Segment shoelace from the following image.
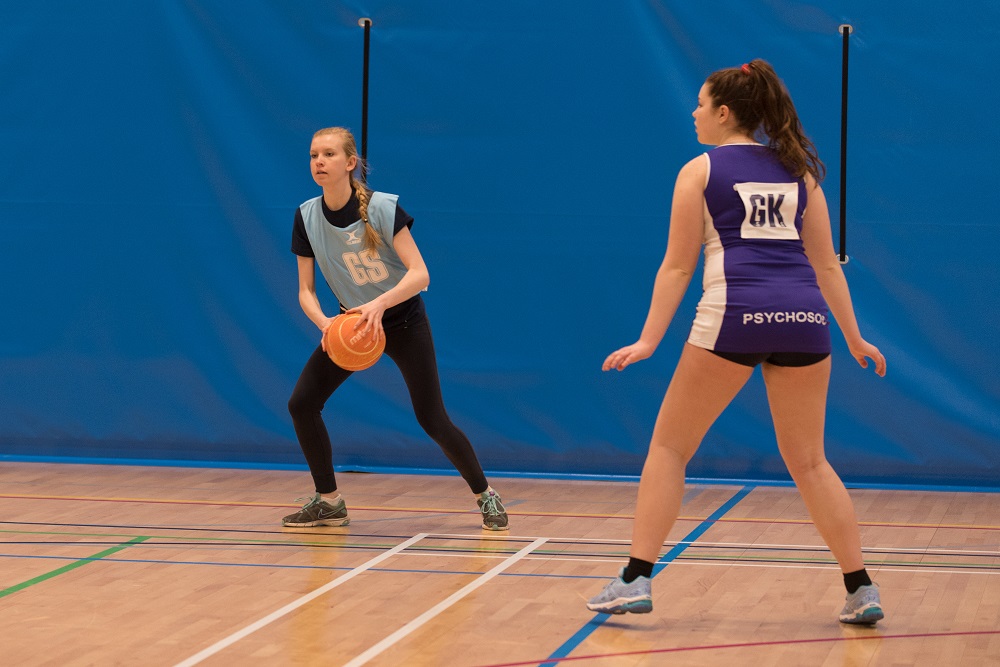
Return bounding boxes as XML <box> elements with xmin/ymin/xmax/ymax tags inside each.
<box><xmin>480</xmin><ymin>494</ymin><xmax>503</xmax><ymax>516</ymax></box>
<box><xmin>294</xmin><ymin>494</ymin><xmax>322</xmax><ymax>508</ymax></box>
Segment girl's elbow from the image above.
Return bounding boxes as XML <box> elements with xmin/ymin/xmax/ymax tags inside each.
<box><xmin>661</xmin><ymin>265</ymin><xmax>695</xmax><ymax>281</ymax></box>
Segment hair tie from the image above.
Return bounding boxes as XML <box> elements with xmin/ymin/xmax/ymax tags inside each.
<box><xmin>741</xmin><ymin>63</ymin><xmax>751</xmax><ymax>74</ymax></box>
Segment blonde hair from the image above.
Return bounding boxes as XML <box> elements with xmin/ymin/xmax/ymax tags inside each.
<box><xmin>313</xmin><ymin>127</ymin><xmax>384</xmax><ymax>251</ymax></box>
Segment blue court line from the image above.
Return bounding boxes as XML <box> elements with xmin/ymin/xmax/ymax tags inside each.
<box><xmin>0</xmin><ymin>454</ymin><xmax>311</xmax><ymax>471</ymax></box>
<box><xmin>540</xmin><ymin>485</ymin><xmax>755</xmax><ymax>667</ymax></box>
<box><xmin>0</xmin><ymin>553</ymin><xmax>631</xmax><ymax>578</ymax></box>
<box><xmin>0</xmin><ymin>536</ymin><xmax>150</xmax><ymax>599</ymax></box>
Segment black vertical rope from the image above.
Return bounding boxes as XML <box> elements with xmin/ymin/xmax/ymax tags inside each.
<box><xmin>838</xmin><ymin>24</ymin><xmax>852</xmax><ymax>264</ymax></box>
<box><xmin>359</xmin><ymin>18</ymin><xmax>372</xmax><ymax>163</ymax></box>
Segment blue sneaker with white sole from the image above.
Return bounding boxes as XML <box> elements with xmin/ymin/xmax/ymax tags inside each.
<box><xmin>586</xmin><ymin>568</ymin><xmax>653</xmax><ymax>614</ymax></box>
<box><xmin>839</xmin><ymin>584</ymin><xmax>884</xmax><ymax>624</ymax></box>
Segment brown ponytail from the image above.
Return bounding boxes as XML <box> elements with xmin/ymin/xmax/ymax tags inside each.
<box><xmin>312</xmin><ymin>127</ymin><xmax>385</xmax><ymax>251</ymax></box>
<box><xmin>705</xmin><ymin>59</ymin><xmax>825</xmax><ymax>181</ymax></box>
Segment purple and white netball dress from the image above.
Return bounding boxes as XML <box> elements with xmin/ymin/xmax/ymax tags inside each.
<box><xmin>687</xmin><ymin>144</ymin><xmax>831</xmax><ymax>354</ymax></box>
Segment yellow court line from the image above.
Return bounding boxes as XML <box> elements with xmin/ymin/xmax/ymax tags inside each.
<box><xmin>0</xmin><ymin>492</ymin><xmax>640</xmax><ymax>517</ymax></box>
<box><xmin>1</xmin><ymin>493</ymin><xmax>999</xmax><ymax>531</ymax></box>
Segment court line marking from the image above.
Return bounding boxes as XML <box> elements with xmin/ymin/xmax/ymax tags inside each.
<box><xmin>6</xmin><ymin>540</ymin><xmax>1000</xmax><ymax>561</ymax></box>
<box><xmin>4</xmin><ymin>524</ymin><xmax>998</xmax><ymax>573</ymax></box>
<box><xmin>542</xmin><ymin>485</ymin><xmax>755</xmax><ymax>667</ymax></box>
<box><xmin>342</xmin><ymin>537</ymin><xmax>548</xmax><ymax>667</ymax></box>
<box><xmin>0</xmin><ymin>536</ymin><xmax>150</xmax><ymax>599</ymax></box>
<box><xmin>4</xmin><ymin>549</ymin><xmax>1000</xmax><ymax>577</ymax></box>
<box><xmin>473</xmin><ymin>629</ymin><xmax>1000</xmax><ymax>667</ymax></box>
<box><xmin>4</xmin><ymin>493</ymin><xmax>999</xmax><ymax>530</ymax></box>
<box><xmin>4</xmin><ymin>521</ymin><xmax>1000</xmax><ymax>557</ymax></box>
<box><xmin>171</xmin><ymin>532</ymin><xmax>428</xmax><ymax>667</ymax></box>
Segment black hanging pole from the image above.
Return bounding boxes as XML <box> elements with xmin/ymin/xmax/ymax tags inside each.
<box><xmin>838</xmin><ymin>24</ymin><xmax>852</xmax><ymax>264</ymax></box>
<box><xmin>359</xmin><ymin>18</ymin><xmax>373</xmax><ymax>163</ymax></box>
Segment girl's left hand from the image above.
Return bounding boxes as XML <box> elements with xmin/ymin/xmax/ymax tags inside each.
<box><xmin>848</xmin><ymin>338</ymin><xmax>887</xmax><ymax>377</ymax></box>
<box><xmin>346</xmin><ymin>301</ymin><xmax>387</xmax><ymax>343</ymax></box>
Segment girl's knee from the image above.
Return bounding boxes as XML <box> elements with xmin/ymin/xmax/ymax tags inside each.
<box><xmin>418</xmin><ymin>420</ymin><xmax>452</xmax><ymax>443</ymax></box>
<box><xmin>288</xmin><ymin>393</ymin><xmax>321</xmax><ymax>419</ymax></box>
<box><xmin>784</xmin><ymin>456</ymin><xmax>828</xmax><ymax>480</ymax></box>
<box><xmin>648</xmin><ymin>439</ymin><xmax>698</xmax><ymax>466</ymax></box>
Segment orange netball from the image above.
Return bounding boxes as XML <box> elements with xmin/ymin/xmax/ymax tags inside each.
<box><xmin>323</xmin><ymin>312</ymin><xmax>385</xmax><ymax>371</ymax></box>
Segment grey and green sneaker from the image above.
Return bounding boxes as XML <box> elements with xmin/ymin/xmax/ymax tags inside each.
<box><xmin>477</xmin><ymin>489</ymin><xmax>509</xmax><ymax>531</ymax></box>
<box><xmin>282</xmin><ymin>493</ymin><xmax>350</xmax><ymax>527</ymax></box>
<box><xmin>839</xmin><ymin>583</ymin><xmax>883</xmax><ymax>624</ymax></box>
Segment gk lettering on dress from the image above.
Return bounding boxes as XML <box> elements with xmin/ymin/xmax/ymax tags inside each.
<box><xmin>735</xmin><ymin>182</ymin><xmax>800</xmax><ymax>240</ymax></box>
<box><xmin>748</xmin><ymin>193</ymin><xmax>786</xmax><ymax>227</ymax></box>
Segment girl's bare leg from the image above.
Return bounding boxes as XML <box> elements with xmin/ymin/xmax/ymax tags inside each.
<box><xmin>762</xmin><ymin>358</ymin><xmax>865</xmax><ymax>572</ymax></box>
<box><xmin>630</xmin><ymin>344</ymin><xmax>754</xmax><ymax>561</ymax></box>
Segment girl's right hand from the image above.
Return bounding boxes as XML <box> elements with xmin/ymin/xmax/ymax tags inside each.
<box><xmin>319</xmin><ymin>317</ymin><xmax>334</xmax><ymax>354</ymax></box>
<box><xmin>603</xmin><ymin>340</ymin><xmax>656</xmax><ymax>371</ymax></box>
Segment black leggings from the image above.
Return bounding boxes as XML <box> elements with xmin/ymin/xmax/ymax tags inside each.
<box><xmin>287</xmin><ymin>311</ymin><xmax>489</xmax><ymax>495</ymax></box>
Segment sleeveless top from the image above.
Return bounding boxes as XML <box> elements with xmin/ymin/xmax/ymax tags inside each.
<box><xmin>299</xmin><ymin>191</ymin><xmax>409</xmax><ymax>310</ymax></box>
<box><xmin>687</xmin><ymin>144</ymin><xmax>831</xmax><ymax>354</ymax></box>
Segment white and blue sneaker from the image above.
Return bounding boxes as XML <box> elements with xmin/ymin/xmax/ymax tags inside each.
<box><xmin>839</xmin><ymin>584</ymin><xmax>884</xmax><ymax>624</ymax></box>
<box><xmin>586</xmin><ymin>568</ymin><xmax>653</xmax><ymax>614</ymax></box>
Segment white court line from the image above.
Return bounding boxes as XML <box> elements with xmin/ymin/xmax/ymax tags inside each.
<box><xmin>343</xmin><ymin>537</ymin><xmax>548</xmax><ymax>667</ymax></box>
<box><xmin>172</xmin><ymin>533</ymin><xmax>428</xmax><ymax>667</ymax></box>
<box><xmin>385</xmin><ymin>551</ymin><xmax>1000</xmax><ymax>577</ymax></box>
<box><xmin>537</xmin><ymin>537</ymin><xmax>1000</xmax><ymax>557</ymax></box>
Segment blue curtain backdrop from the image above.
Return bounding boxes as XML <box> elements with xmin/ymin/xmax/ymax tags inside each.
<box><xmin>1</xmin><ymin>1</ymin><xmax>997</xmax><ymax>486</ymax></box>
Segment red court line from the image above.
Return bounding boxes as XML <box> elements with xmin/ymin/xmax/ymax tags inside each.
<box><xmin>1</xmin><ymin>494</ymin><xmax>999</xmax><ymax>530</ymax></box>
<box><xmin>473</xmin><ymin>629</ymin><xmax>1000</xmax><ymax>667</ymax></box>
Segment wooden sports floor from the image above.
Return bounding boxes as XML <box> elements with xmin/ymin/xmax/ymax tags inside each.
<box><xmin>1</xmin><ymin>462</ymin><xmax>998</xmax><ymax>666</ymax></box>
